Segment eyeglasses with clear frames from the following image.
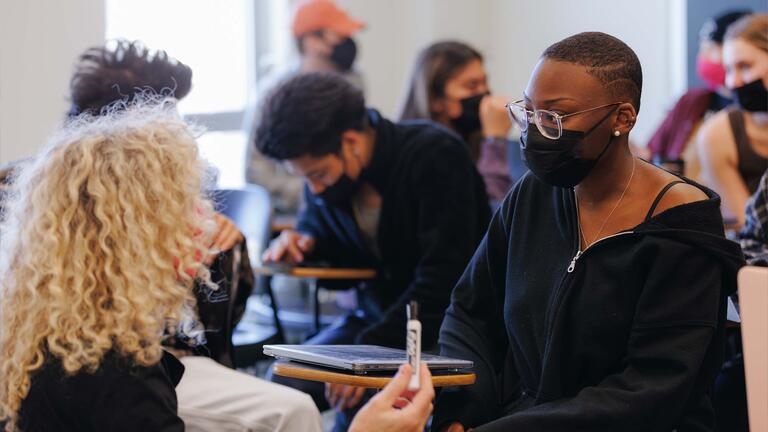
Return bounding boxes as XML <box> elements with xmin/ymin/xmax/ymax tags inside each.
<box><xmin>505</xmin><ymin>100</ymin><xmax>623</xmax><ymax>140</ymax></box>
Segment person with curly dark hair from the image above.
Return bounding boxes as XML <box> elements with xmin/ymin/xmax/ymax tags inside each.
<box><xmin>256</xmin><ymin>72</ymin><xmax>490</xmax><ymax>431</ymax></box>
<box><xmin>68</xmin><ymin>39</ymin><xmax>192</xmax><ymax>117</ymax></box>
<box><xmin>65</xmin><ymin>39</ymin><xmax>322</xmax><ymax>432</ymax></box>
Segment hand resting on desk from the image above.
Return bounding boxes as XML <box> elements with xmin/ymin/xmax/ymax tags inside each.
<box><xmin>262</xmin><ymin>229</ymin><xmax>316</xmax><ymax>263</ymax></box>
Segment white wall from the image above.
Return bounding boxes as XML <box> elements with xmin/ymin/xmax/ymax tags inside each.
<box><xmin>341</xmin><ymin>0</ymin><xmax>687</xmax><ymax>146</ymax></box>
<box><xmin>0</xmin><ymin>0</ymin><xmax>685</xmax><ymax>164</ymax></box>
<box><xmin>0</xmin><ymin>0</ymin><xmax>105</xmax><ymax>163</ymax></box>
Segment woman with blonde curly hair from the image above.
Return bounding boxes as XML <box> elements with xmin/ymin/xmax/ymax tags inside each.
<box><xmin>0</xmin><ymin>102</ymin><xmax>215</xmax><ymax>431</ymax></box>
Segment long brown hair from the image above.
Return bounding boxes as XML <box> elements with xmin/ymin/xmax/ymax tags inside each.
<box><xmin>397</xmin><ymin>41</ymin><xmax>483</xmax><ymax>121</ymax></box>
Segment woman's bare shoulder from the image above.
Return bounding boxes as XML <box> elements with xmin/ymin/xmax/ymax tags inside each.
<box><xmin>643</xmin><ymin>162</ymin><xmax>709</xmax><ymax>216</ymax></box>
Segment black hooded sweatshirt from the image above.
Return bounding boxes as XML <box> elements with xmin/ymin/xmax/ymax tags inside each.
<box><xmin>434</xmin><ymin>171</ymin><xmax>744</xmax><ymax>432</ymax></box>
<box><xmin>297</xmin><ymin>109</ymin><xmax>491</xmax><ymax>349</ymax></box>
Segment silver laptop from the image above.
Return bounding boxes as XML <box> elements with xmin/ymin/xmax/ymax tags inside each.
<box><xmin>263</xmin><ymin>344</ymin><xmax>473</xmax><ymax>372</ymax></box>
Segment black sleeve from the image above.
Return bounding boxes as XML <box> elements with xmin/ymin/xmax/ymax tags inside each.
<box><xmin>472</xmin><ymin>246</ymin><xmax>724</xmax><ymax>432</ymax></box>
<box><xmin>296</xmin><ymin>185</ymin><xmax>347</xmax><ymax>260</ymax></box>
<box><xmin>356</xmin><ymin>140</ymin><xmax>490</xmax><ymax>348</ymax></box>
<box><xmin>432</xmin><ymin>190</ymin><xmax>514</xmax><ymax>429</ymax></box>
<box><xmin>94</xmin><ymin>361</ymin><xmax>186</xmax><ymax>432</ymax></box>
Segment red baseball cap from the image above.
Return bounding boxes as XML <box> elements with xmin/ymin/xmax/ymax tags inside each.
<box><xmin>292</xmin><ymin>0</ymin><xmax>365</xmax><ymax>38</ymax></box>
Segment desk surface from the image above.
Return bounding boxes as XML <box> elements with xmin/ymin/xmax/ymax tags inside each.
<box><xmin>272</xmin><ymin>361</ymin><xmax>476</xmax><ymax>389</ymax></box>
<box><xmin>271</xmin><ymin>215</ymin><xmax>297</xmax><ymax>232</ymax></box>
<box><xmin>253</xmin><ymin>265</ymin><xmax>376</xmax><ymax>280</ymax></box>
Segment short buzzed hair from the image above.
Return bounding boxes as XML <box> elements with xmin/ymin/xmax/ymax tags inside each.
<box><xmin>542</xmin><ymin>32</ymin><xmax>643</xmax><ymax>112</ymax></box>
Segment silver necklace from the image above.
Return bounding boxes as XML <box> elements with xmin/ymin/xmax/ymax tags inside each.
<box><xmin>578</xmin><ymin>157</ymin><xmax>636</xmax><ymax>248</ymax></box>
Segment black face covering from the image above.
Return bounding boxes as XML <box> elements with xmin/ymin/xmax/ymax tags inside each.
<box><xmin>330</xmin><ymin>38</ymin><xmax>357</xmax><ymax>72</ymax></box>
<box><xmin>450</xmin><ymin>93</ymin><xmax>486</xmax><ymax>138</ymax></box>
<box><xmin>733</xmin><ymin>78</ymin><xmax>768</xmax><ymax>112</ymax></box>
<box><xmin>521</xmin><ymin>109</ymin><xmax>616</xmax><ymax>188</ymax></box>
<box><xmin>312</xmin><ymin>155</ymin><xmax>361</xmax><ymax>206</ymax></box>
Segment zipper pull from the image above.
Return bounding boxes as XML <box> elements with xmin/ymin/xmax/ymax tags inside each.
<box><xmin>567</xmin><ymin>250</ymin><xmax>582</xmax><ymax>273</ymax></box>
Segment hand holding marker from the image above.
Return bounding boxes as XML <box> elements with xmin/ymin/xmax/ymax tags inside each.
<box><xmin>406</xmin><ymin>300</ymin><xmax>421</xmax><ymax>391</ymax></box>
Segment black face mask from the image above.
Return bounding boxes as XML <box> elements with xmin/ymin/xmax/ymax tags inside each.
<box><xmin>450</xmin><ymin>93</ymin><xmax>486</xmax><ymax>138</ymax></box>
<box><xmin>521</xmin><ymin>109</ymin><xmax>616</xmax><ymax>188</ymax></box>
<box><xmin>312</xmin><ymin>155</ymin><xmax>361</xmax><ymax>206</ymax></box>
<box><xmin>330</xmin><ymin>38</ymin><xmax>357</xmax><ymax>72</ymax></box>
<box><xmin>733</xmin><ymin>78</ymin><xmax>768</xmax><ymax>112</ymax></box>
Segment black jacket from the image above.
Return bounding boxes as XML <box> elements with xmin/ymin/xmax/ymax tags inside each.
<box><xmin>434</xmin><ymin>172</ymin><xmax>744</xmax><ymax>431</ymax></box>
<box><xmin>297</xmin><ymin>109</ymin><xmax>491</xmax><ymax>348</ymax></box>
<box><xmin>17</xmin><ymin>351</ymin><xmax>185</xmax><ymax>431</ymax></box>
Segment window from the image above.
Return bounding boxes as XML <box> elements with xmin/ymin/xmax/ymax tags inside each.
<box><xmin>106</xmin><ymin>0</ymin><xmax>292</xmax><ymax>187</ymax></box>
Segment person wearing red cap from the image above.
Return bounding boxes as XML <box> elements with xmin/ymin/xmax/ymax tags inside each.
<box><xmin>244</xmin><ymin>0</ymin><xmax>366</xmax><ymax>216</ymax></box>
<box><xmin>293</xmin><ymin>0</ymin><xmax>365</xmax><ymax>77</ymax></box>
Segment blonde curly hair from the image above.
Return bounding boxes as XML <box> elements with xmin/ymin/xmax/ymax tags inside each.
<box><xmin>0</xmin><ymin>101</ymin><xmax>215</xmax><ymax>430</ymax></box>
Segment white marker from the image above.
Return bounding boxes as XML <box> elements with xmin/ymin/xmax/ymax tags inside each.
<box><xmin>406</xmin><ymin>300</ymin><xmax>421</xmax><ymax>391</ymax></box>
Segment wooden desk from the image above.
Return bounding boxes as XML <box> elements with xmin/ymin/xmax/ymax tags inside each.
<box><xmin>253</xmin><ymin>265</ymin><xmax>376</xmax><ymax>331</ymax></box>
<box><xmin>272</xmin><ymin>360</ymin><xmax>476</xmax><ymax>389</ymax></box>
<box><xmin>254</xmin><ymin>265</ymin><xmax>376</xmax><ymax>280</ymax></box>
<box><xmin>271</xmin><ymin>215</ymin><xmax>297</xmax><ymax>233</ymax></box>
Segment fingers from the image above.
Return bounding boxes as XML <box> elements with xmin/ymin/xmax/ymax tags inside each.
<box><xmin>325</xmin><ymin>383</ymin><xmax>340</xmax><ymax>408</ymax></box>
<box><xmin>335</xmin><ymin>385</ymin><xmax>354</xmax><ymax>410</ymax></box>
<box><xmin>327</xmin><ymin>384</ymin><xmax>366</xmax><ymax>411</ymax></box>
<box><xmin>346</xmin><ymin>386</ymin><xmax>366</xmax><ymax>409</ymax></box>
<box><xmin>377</xmin><ymin>363</ymin><xmax>412</xmax><ymax>404</ymax></box>
<box><xmin>297</xmin><ymin>234</ymin><xmax>314</xmax><ymax>252</ymax></box>
<box><xmin>210</xmin><ymin>213</ymin><xmax>243</xmax><ymax>253</ymax></box>
<box><xmin>392</xmin><ymin>396</ymin><xmax>412</xmax><ymax>409</ymax></box>
<box><xmin>485</xmin><ymin>94</ymin><xmax>509</xmax><ymax>106</ymax></box>
<box><xmin>262</xmin><ymin>231</ymin><xmax>305</xmax><ymax>263</ymax></box>
<box><xmin>445</xmin><ymin>423</ymin><xmax>465</xmax><ymax>432</ymax></box>
<box><xmin>403</xmin><ymin>363</ymin><xmax>435</xmax><ymax>416</ymax></box>
<box><xmin>217</xmin><ymin>224</ymin><xmax>242</xmax><ymax>252</ymax></box>
<box><xmin>284</xmin><ymin>239</ymin><xmax>305</xmax><ymax>262</ymax></box>
<box><xmin>261</xmin><ymin>242</ymin><xmax>284</xmax><ymax>262</ymax></box>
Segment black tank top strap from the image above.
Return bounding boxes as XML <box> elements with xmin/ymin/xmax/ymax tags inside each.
<box><xmin>727</xmin><ymin>108</ymin><xmax>749</xmax><ymax>152</ymax></box>
<box><xmin>727</xmin><ymin>108</ymin><xmax>768</xmax><ymax>192</ymax></box>
<box><xmin>644</xmin><ymin>181</ymin><xmax>687</xmax><ymax>221</ymax></box>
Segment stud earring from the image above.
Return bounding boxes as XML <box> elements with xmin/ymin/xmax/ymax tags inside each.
<box><xmin>613</xmin><ymin>130</ymin><xmax>621</xmax><ymax>137</ymax></box>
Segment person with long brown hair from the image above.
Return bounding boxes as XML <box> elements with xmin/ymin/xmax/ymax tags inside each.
<box><xmin>398</xmin><ymin>41</ymin><xmax>519</xmax><ymax>203</ymax></box>
<box><xmin>697</xmin><ymin>14</ymin><xmax>768</xmax><ymax>228</ymax></box>
<box><xmin>695</xmin><ymin>14</ymin><xmax>768</xmax><ymax>431</ymax></box>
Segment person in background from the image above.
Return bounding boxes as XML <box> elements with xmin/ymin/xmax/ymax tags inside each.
<box><xmin>740</xmin><ymin>169</ymin><xmax>768</xmax><ymax>266</ymax></box>
<box><xmin>256</xmin><ymin>72</ymin><xmax>490</xmax><ymax>431</ymax></box>
<box><xmin>398</xmin><ymin>41</ymin><xmax>519</xmax><ymax>204</ymax></box>
<box><xmin>646</xmin><ymin>9</ymin><xmax>751</xmax><ymax>178</ymax></box>
<box><xmin>68</xmin><ymin>40</ymin><xmax>322</xmax><ymax>432</ymax></box>
<box><xmin>723</xmin><ymin>162</ymin><xmax>768</xmax><ymax>432</ymax></box>
<box><xmin>244</xmin><ymin>0</ymin><xmax>365</xmax><ymax>214</ymax></box>
<box><xmin>433</xmin><ymin>31</ymin><xmax>743</xmax><ymax>431</ymax></box>
<box><xmin>0</xmin><ymin>103</ymin><xmax>214</xmax><ymax>431</ymax></box>
<box><xmin>696</xmin><ymin>13</ymin><xmax>768</xmax><ymax>228</ymax></box>
<box><xmin>697</xmin><ymin>17</ymin><xmax>768</xmax><ymax>431</ymax></box>
<box><xmin>292</xmin><ymin>0</ymin><xmax>365</xmax><ymax>85</ymax></box>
